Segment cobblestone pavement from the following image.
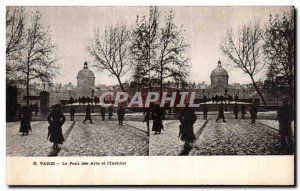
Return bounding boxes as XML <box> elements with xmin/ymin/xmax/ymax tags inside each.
<box><xmin>6</xmin><ymin>121</ymin><xmax>73</xmax><ymax>156</ymax></box>
<box><xmin>59</xmin><ymin>120</ymin><xmax>148</xmax><ymax>156</ymax></box>
<box><xmin>149</xmin><ymin>120</ymin><xmax>206</xmax><ymax>156</ymax></box>
<box><xmin>189</xmin><ymin>119</ymin><xmax>292</xmax><ymax>156</ymax></box>
<box><xmin>124</xmin><ymin>121</ymin><xmax>148</xmax><ymax>132</ymax></box>
<box><xmin>257</xmin><ymin>119</ymin><xmax>295</xmax><ymax>136</ymax></box>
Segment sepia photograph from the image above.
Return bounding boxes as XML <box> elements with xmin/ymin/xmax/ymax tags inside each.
<box><xmin>5</xmin><ymin>5</ymin><xmax>295</xmax><ymax>185</ymax></box>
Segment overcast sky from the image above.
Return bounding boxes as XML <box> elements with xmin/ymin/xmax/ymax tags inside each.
<box><xmin>25</xmin><ymin>6</ymin><xmax>292</xmax><ymax>86</ymax></box>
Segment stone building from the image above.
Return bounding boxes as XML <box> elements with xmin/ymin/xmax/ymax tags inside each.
<box><xmin>202</xmin><ymin>60</ymin><xmax>240</xmax><ymax>96</ymax></box>
<box><xmin>76</xmin><ymin>61</ymin><xmax>95</xmax><ymax>97</ymax></box>
<box><xmin>16</xmin><ymin>61</ymin><xmax>99</xmax><ymax>107</ymax></box>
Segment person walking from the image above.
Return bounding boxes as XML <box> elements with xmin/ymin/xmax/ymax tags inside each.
<box><xmin>83</xmin><ymin>104</ymin><xmax>93</xmax><ymax>124</ymax></box>
<box><xmin>250</xmin><ymin>103</ymin><xmax>258</xmax><ymax>124</ymax></box>
<box><xmin>117</xmin><ymin>106</ymin><xmax>125</xmax><ymax>125</ymax></box>
<box><xmin>216</xmin><ymin>103</ymin><xmax>226</xmax><ymax>122</ymax></box>
<box><xmin>277</xmin><ymin>98</ymin><xmax>293</xmax><ymax>151</ymax></box>
<box><xmin>235</xmin><ymin>94</ymin><xmax>239</xmax><ymax>103</ymax></box>
<box><xmin>47</xmin><ymin>104</ymin><xmax>66</xmax><ymax>150</ymax></box>
<box><xmin>108</xmin><ymin>106</ymin><xmax>113</xmax><ymax>120</ymax></box>
<box><xmin>19</xmin><ymin>106</ymin><xmax>32</xmax><ymax>136</ymax></box>
<box><xmin>241</xmin><ymin>105</ymin><xmax>246</xmax><ymax>119</ymax></box>
<box><xmin>100</xmin><ymin>106</ymin><xmax>106</xmax><ymax>121</ymax></box>
<box><xmin>233</xmin><ymin>103</ymin><xmax>239</xmax><ymax>119</ymax></box>
<box><xmin>143</xmin><ymin>107</ymin><xmax>151</xmax><ymax>136</ymax></box>
<box><xmin>202</xmin><ymin>104</ymin><xmax>208</xmax><ymax>120</ymax></box>
<box><xmin>220</xmin><ymin>95</ymin><xmax>224</xmax><ymax>104</ymax></box>
<box><xmin>152</xmin><ymin>104</ymin><xmax>164</xmax><ymax>134</ymax></box>
<box><xmin>179</xmin><ymin>105</ymin><xmax>197</xmax><ymax>149</ymax></box>
<box><xmin>70</xmin><ymin>106</ymin><xmax>75</xmax><ymax>121</ymax></box>
<box><xmin>215</xmin><ymin>95</ymin><xmax>220</xmax><ymax>103</ymax></box>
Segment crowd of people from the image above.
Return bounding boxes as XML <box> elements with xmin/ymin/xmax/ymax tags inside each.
<box><xmin>17</xmin><ymin>97</ymin><xmax>294</xmax><ymax>152</ymax></box>
<box><xmin>202</xmin><ymin>94</ymin><xmax>239</xmax><ymax>104</ymax></box>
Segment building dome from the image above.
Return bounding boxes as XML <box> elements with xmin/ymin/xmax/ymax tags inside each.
<box><xmin>211</xmin><ymin>60</ymin><xmax>229</xmax><ymax>77</ymax></box>
<box><xmin>77</xmin><ymin>61</ymin><xmax>95</xmax><ymax>79</ymax></box>
<box><xmin>76</xmin><ymin>61</ymin><xmax>95</xmax><ymax>96</ymax></box>
<box><xmin>210</xmin><ymin>60</ymin><xmax>229</xmax><ymax>87</ymax></box>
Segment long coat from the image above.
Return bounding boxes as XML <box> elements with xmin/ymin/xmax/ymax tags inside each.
<box><xmin>108</xmin><ymin>107</ymin><xmax>113</xmax><ymax>116</ymax></box>
<box><xmin>241</xmin><ymin>105</ymin><xmax>246</xmax><ymax>114</ymax></box>
<box><xmin>85</xmin><ymin>106</ymin><xmax>92</xmax><ymax>119</ymax></box>
<box><xmin>233</xmin><ymin>104</ymin><xmax>240</xmax><ymax>114</ymax></box>
<box><xmin>152</xmin><ymin>110</ymin><xmax>163</xmax><ymax>132</ymax></box>
<box><xmin>179</xmin><ymin>108</ymin><xmax>197</xmax><ymax>142</ymax></box>
<box><xmin>277</xmin><ymin>105</ymin><xmax>292</xmax><ymax>135</ymax></box>
<box><xmin>250</xmin><ymin>105</ymin><xmax>258</xmax><ymax>119</ymax></box>
<box><xmin>117</xmin><ymin>108</ymin><xmax>125</xmax><ymax>121</ymax></box>
<box><xmin>19</xmin><ymin>109</ymin><xmax>32</xmax><ymax>134</ymax></box>
<box><xmin>47</xmin><ymin>110</ymin><xmax>66</xmax><ymax>144</ymax></box>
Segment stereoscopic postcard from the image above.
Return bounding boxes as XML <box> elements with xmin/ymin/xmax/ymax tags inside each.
<box><xmin>6</xmin><ymin>6</ymin><xmax>295</xmax><ymax>185</ymax></box>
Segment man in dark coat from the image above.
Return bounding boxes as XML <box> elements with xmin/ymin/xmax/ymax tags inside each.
<box><xmin>19</xmin><ymin>106</ymin><xmax>32</xmax><ymax>136</ymax></box>
<box><xmin>228</xmin><ymin>95</ymin><xmax>232</xmax><ymax>104</ymax></box>
<box><xmin>216</xmin><ymin>103</ymin><xmax>226</xmax><ymax>122</ymax></box>
<box><xmin>47</xmin><ymin>104</ymin><xmax>66</xmax><ymax>149</ymax></box>
<box><xmin>202</xmin><ymin>105</ymin><xmax>208</xmax><ymax>120</ymax></box>
<box><xmin>215</xmin><ymin>95</ymin><xmax>219</xmax><ymax>103</ymax></box>
<box><xmin>117</xmin><ymin>106</ymin><xmax>125</xmax><ymax>125</ymax></box>
<box><xmin>203</xmin><ymin>95</ymin><xmax>207</xmax><ymax>103</ymax></box>
<box><xmin>152</xmin><ymin>104</ymin><xmax>163</xmax><ymax>134</ymax></box>
<box><xmin>70</xmin><ymin>107</ymin><xmax>75</xmax><ymax>121</ymax></box>
<box><xmin>250</xmin><ymin>103</ymin><xmax>258</xmax><ymax>124</ymax></box>
<box><xmin>277</xmin><ymin>98</ymin><xmax>293</xmax><ymax>151</ymax></box>
<box><xmin>241</xmin><ymin>105</ymin><xmax>246</xmax><ymax>119</ymax></box>
<box><xmin>220</xmin><ymin>95</ymin><xmax>224</xmax><ymax>104</ymax></box>
<box><xmin>100</xmin><ymin>106</ymin><xmax>106</xmax><ymax>121</ymax></box>
<box><xmin>108</xmin><ymin>106</ymin><xmax>113</xmax><ymax>120</ymax></box>
<box><xmin>233</xmin><ymin>103</ymin><xmax>239</xmax><ymax>119</ymax></box>
<box><xmin>235</xmin><ymin>94</ymin><xmax>239</xmax><ymax>103</ymax></box>
<box><xmin>179</xmin><ymin>106</ymin><xmax>197</xmax><ymax>149</ymax></box>
<box><xmin>83</xmin><ymin>104</ymin><xmax>93</xmax><ymax>124</ymax></box>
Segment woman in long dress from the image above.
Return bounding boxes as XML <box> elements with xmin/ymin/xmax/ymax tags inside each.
<box><xmin>179</xmin><ymin>106</ymin><xmax>197</xmax><ymax>148</ymax></box>
<box><xmin>152</xmin><ymin>105</ymin><xmax>164</xmax><ymax>134</ymax></box>
<box><xmin>19</xmin><ymin>106</ymin><xmax>31</xmax><ymax>136</ymax></box>
<box><xmin>47</xmin><ymin>104</ymin><xmax>66</xmax><ymax>149</ymax></box>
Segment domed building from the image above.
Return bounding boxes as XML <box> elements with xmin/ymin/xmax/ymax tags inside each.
<box><xmin>76</xmin><ymin>61</ymin><xmax>95</xmax><ymax>97</ymax></box>
<box><xmin>203</xmin><ymin>60</ymin><xmax>240</xmax><ymax>96</ymax></box>
<box><xmin>210</xmin><ymin>60</ymin><xmax>229</xmax><ymax>87</ymax></box>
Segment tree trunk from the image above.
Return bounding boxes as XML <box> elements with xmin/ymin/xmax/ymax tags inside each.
<box><xmin>116</xmin><ymin>75</ymin><xmax>126</xmax><ymax>92</ymax></box>
<box><xmin>250</xmin><ymin>75</ymin><xmax>267</xmax><ymax>105</ymax></box>
<box><xmin>26</xmin><ymin>65</ymin><xmax>30</xmax><ymax>107</ymax></box>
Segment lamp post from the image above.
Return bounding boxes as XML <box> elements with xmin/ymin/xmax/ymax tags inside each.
<box><xmin>91</xmin><ymin>89</ymin><xmax>94</xmax><ymax>113</ymax></box>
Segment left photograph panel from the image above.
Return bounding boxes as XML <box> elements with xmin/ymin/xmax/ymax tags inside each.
<box><xmin>6</xmin><ymin>6</ymin><xmax>149</xmax><ymax>157</ymax></box>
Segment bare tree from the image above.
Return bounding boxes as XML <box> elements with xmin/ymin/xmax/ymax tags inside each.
<box><xmin>6</xmin><ymin>7</ymin><xmax>26</xmax><ymax>85</ymax></box>
<box><xmin>89</xmin><ymin>23</ymin><xmax>131</xmax><ymax>92</ymax></box>
<box><xmin>264</xmin><ymin>10</ymin><xmax>294</xmax><ymax>108</ymax></box>
<box><xmin>155</xmin><ymin>11</ymin><xmax>189</xmax><ymax>92</ymax></box>
<box><xmin>130</xmin><ymin>6</ymin><xmax>160</xmax><ymax>90</ymax></box>
<box><xmin>221</xmin><ymin>22</ymin><xmax>267</xmax><ymax>105</ymax></box>
<box><xmin>20</xmin><ymin>11</ymin><xmax>59</xmax><ymax>106</ymax></box>
<box><xmin>131</xmin><ymin>7</ymin><xmax>189</xmax><ymax>92</ymax></box>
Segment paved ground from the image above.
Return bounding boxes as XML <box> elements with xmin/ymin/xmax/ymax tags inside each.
<box><xmin>6</xmin><ymin>121</ymin><xmax>73</xmax><ymax>156</ymax></box>
<box><xmin>189</xmin><ymin>119</ymin><xmax>293</xmax><ymax>155</ymax></box>
<box><xmin>59</xmin><ymin>120</ymin><xmax>148</xmax><ymax>156</ymax></box>
<box><xmin>257</xmin><ymin>119</ymin><xmax>295</xmax><ymax>136</ymax></box>
<box><xmin>7</xmin><ymin>112</ymin><xmax>293</xmax><ymax>156</ymax></box>
<box><xmin>149</xmin><ymin>120</ymin><xmax>206</xmax><ymax>156</ymax></box>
